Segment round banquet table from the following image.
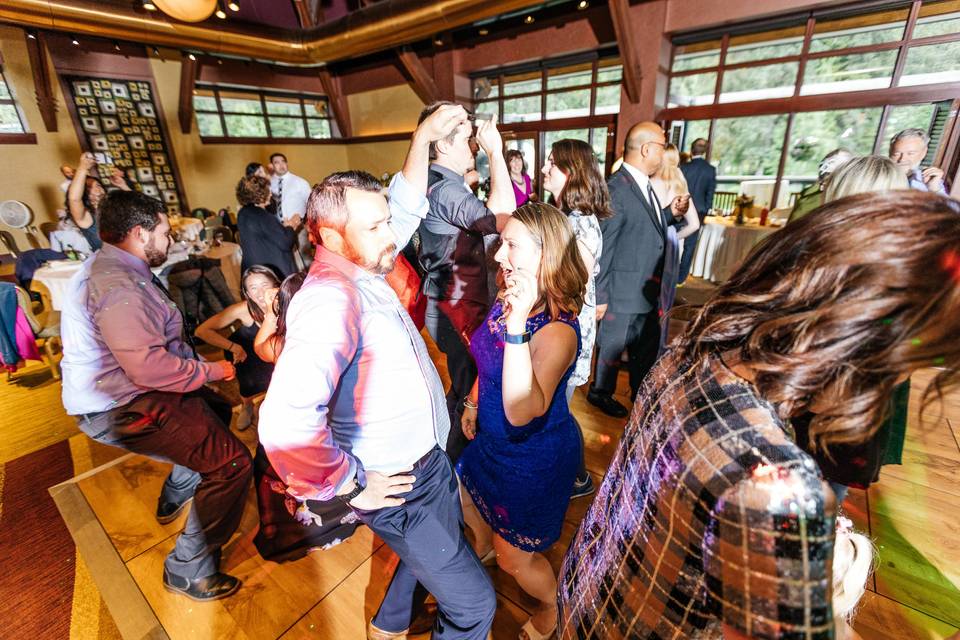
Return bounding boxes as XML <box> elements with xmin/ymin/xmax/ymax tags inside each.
<box><xmin>689</xmin><ymin>216</ymin><xmax>780</xmax><ymax>283</ymax></box>
<box><xmin>30</xmin><ymin>242</ymin><xmax>243</xmax><ymax>310</ymax></box>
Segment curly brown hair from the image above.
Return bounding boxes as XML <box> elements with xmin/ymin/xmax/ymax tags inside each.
<box><xmin>236</xmin><ymin>175</ymin><xmax>271</xmax><ymax>207</ymax></box>
<box><xmin>549</xmin><ymin>139</ymin><xmax>612</xmax><ymax>219</ymax></box>
<box><xmin>674</xmin><ymin>190</ymin><xmax>960</xmax><ymax>452</ymax></box>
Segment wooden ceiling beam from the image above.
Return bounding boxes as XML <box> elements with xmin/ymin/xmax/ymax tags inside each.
<box><xmin>397</xmin><ymin>47</ymin><xmax>440</xmax><ymax>105</ymax></box>
<box><xmin>178</xmin><ymin>54</ymin><xmax>199</xmax><ymax>134</ymax></box>
<box><xmin>24</xmin><ymin>32</ymin><xmax>58</xmax><ymax>132</ymax></box>
<box><xmin>608</xmin><ymin>0</ymin><xmax>642</xmax><ymax>105</ymax></box>
<box><xmin>317</xmin><ymin>68</ymin><xmax>353</xmax><ymax>138</ymax></box>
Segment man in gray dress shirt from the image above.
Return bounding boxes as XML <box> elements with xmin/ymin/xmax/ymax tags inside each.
<box><xmin>260</xmin><ymin>105</ymin><xmax>495</xmax><ymax>640</ymax></box>
<box><xmin>61</xmin><ymin>191</ymin><xmax>251</xmax><ymax>602</ymax></box>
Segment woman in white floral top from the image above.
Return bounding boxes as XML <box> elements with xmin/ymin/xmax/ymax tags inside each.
<box><xmin>542</xmin><ymin>139</ymin><xmax>613</xmax><ymax>499</ymax></box>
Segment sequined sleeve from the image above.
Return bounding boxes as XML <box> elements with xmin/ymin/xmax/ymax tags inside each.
<box><xmin>703</xmin><ymin>463</ymin><xmax>837</xmax><ymax>639</ymax></box>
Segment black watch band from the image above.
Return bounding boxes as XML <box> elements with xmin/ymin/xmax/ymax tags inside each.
<box><xmin>337</xmin><ymin>480</ymin><xmax>364</xmax><ymax>503</ymax></box>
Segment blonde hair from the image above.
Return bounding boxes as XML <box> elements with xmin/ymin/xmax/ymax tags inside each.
<box><xmin>832</xmin><ymin>522</ymin><xmax>875</xmax><ymax>623</ymax></box>
<box><xmin>657</xmin><ymin>143</ymin><xmax>690</xmax><ymax>197</ymax></box>
<box><xmin>506</xmin><ymin>202</ymin><xmax>588</xmax><ymax>319</ymax></box>
<box><xmin>824</xmin><ymin>155</ymin><xmax>907</xmax><ymax>202</ymax></box>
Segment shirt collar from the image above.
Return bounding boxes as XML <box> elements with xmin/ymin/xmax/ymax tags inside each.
<box><xmin>312</xmin><ymin>243</ymin><xmax>376</xmax><ymax>284</ymax></box>
<box><xmin>100</xmin><ymin>242</ymin><xmax>152</xmax><ymax>279</ymax></box>
<box><xmin>622</xmin><ymin>161</ymin><xmax>651</xmax><ymax>191</ymax></box>
<box><xmin>429</xmin><ymin>163</ymin><xmax>464</xmax><ymax>183</ymax></box>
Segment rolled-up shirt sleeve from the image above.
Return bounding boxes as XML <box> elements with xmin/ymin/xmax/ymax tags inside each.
<box><xmin>258</xmin><ymin>281</ymin><xmax>361</xmax><ymax>501</ymax></box>
<box><xmin>95</xmin><ymin>286</ymin><xmax>220</xmax><ymax>392</ymax></box>
<box><xmin>387</xmin><ymin>170</ymin><xmax>429</xmax><ymax>252</ymax></box>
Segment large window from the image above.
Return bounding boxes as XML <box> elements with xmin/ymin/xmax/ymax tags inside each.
<box><xmin>193</xmin><ymin>86</ymin><xmax>334</xmax><ymax>140</ymax></box>
<box><xmin>0</xmin><ymin>67</ymin><xmax>28</xmax><ymax>134</ymax></box>
<box><xmin>665</xmin><ymin>0</ymin><xmax>960</xmax><ymax>205</ymax></box>
<box><xmin>473</xmin><ymin>55</ymin><xmax>623</xmax><ymax>125</ymax></box>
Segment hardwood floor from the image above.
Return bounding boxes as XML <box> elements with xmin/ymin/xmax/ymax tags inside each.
<box><xmin>5</xmin><ymin>337</ymin><xmax>960</xmax><ymax>639</ymax></box>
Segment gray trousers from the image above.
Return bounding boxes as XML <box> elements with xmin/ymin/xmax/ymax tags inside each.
<box><xmin>77</xmin><ymin>387</ymin><xmax>252</xmax><ymax>579</ymax></box>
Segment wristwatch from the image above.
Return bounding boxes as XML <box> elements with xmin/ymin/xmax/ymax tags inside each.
<box><xmin>504</xmin><ymin>331</ymin><xmax>531</xmax><ymax>344</ymax></box>
<box><xmin>336</xmin><ymin>478</ymin><xmax>364</xmax><ymax>504</ymax></box>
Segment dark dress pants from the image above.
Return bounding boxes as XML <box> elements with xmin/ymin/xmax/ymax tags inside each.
<box><xmin>424</xmin><ymin>297</ymin><xmax>486</xmax><ymax>463</ymax></box>
<box><xmin>591</xmin><ymin>308</ymin><xmax>661</xmax><ymax>402</ymax></box>
<box><xmin>678</xmin><ymin>228</ymin><xmax>701</xmax><ymax>284</ymax></box>
<box><xmin>357</xmin><ymin>448</ymin><xmax>496</xmax><ymax>639</ymax></box>
<box><xmin>77</xmin><ymin>387</ymin><xmax>252</xmax><ymax>580</ymax></box>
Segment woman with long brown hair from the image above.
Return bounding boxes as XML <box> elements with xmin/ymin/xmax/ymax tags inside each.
<box><xmin>459</xmin><ymin>202</ymin><xmax>587</xmax><ymax>640</ymax></box>
<box><xmin>542</xmin><ymin>138</ymin><xmax>612</xmax><ymax>499</ymax></box>
<box><xmin>559</xmin><ymin>191</ymin><xmax>960</xmax><ymax>639</ymax></box>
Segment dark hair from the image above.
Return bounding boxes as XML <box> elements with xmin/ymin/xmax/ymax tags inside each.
<box><xmin>306</xmin><ymin>170</ymin><xmax>383</xmax><ymax>238</ymax></box>
<box><xmin>550</xmin><ymin>139</ymin><xmax>613</xmax><ymax>219</ymax></box>
<box><xmin>245</xmin><ymin>162</ymin><xmax>264</xmax><ymax>178</ymax></box>
<box><xmin>418</xmin><ymin>100</ymin><xmax>463</xmax><ymax>161</ymax></box>
<box><xmin>236</xmin><ymin>175</ymin><xmax>271</xmax><ymax>208</ymax></box>
<box><xmin>674</xmin><ymin>191</ymin><xmax>960</xmax><ymax>452</ymax></box>
<box><xmin>690</xmin><ymin>138</ymin><xmax>708</xmax><ymax>156</ymax></box>
<box><xmin>269</xmin><ymin>152</ymin><xmax>287</xmax><ymax>163</ymax></box>
<box><xmin>241</xmin><ymin>265</ymin><xmax>282</xmax><ymax>324</ymax></box>
<box><xmin>98</xmin><ymin>190</ymin><xmax>165</xmax><ymax>244</ymax></box>
<box><xmin>505</xmin><ymin>149</ymin><xmax>527</xmax><ymax>175</ymax></box>
<box><xmin>275</xmin><ymin>271</ymin><xmax>307</xmax><ymax>341</ymax></box>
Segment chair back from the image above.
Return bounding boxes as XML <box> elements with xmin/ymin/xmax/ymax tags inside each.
<box><xmin>39</xmin><ymin>222</ymin><xmax>59</xmax><ymax>241</ymax></box>
<box><xmin>208</xmin><ymin>226</ymin><xmax>234</xmax><ymax>243</ymax></box>
<box><xmin>0</xmin><ymin>230</ymin><xmax>21</xmax><ymax>258</ymax></box>
<box><xmin>13</xmin><ymin>284</ymin><xmax>41</xmax><ymax>335</ymax></box>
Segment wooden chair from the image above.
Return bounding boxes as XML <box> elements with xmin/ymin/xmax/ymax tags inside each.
<box><xmin>10</xmin><ymin>284</ymin><xmax>61</xmax><ymax>380</ymax></box>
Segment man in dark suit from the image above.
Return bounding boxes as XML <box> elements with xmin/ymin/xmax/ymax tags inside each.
<box><xmin>678</xmin><ymin>137</ymin><xmax>716</xmax><ymax>283</ymax></box>
<box><xmin>587</xmin><ymin>122</ymin><xmax>689</xmax><ymax>418</ymax></box>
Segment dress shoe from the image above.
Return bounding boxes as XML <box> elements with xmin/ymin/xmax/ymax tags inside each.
<box><xmin>156</xmin><ymin>497</ymin><xmax>193</xmax><ymax>524</ymax></box>
<box><xmin>162</xmin><ymin>568</ymin><xmax>241</xmax><ymax>602</ymax></box>
<box><xmin>368</xmin><ymin>621</ymin><xmax>408</xmax><ymax>640</ymax></box>
<box><xmin>586</xmin><ymin>391</ymin><xmax>628</xmax><ymax>418</ymax></box>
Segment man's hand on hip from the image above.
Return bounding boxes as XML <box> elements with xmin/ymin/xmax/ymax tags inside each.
<box><xmin>348</xmin><ymin>468</ymin><xmax>416</xmax><ymax>510</ymax></box>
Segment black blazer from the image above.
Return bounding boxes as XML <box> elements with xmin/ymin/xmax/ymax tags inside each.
<box><xmin>237</xmin><ymin>205</ymin><xmax>297</xmax><ymax>279</ymax></box>
<box><xmin>596</xmin><ymin>168</ymin><xmax>675</xmax><ymax>315</ymax></box>
<box><xmin>680</xmin><ymin>157</ymin><xmax>717</xmax><ymax>221</ymax></box>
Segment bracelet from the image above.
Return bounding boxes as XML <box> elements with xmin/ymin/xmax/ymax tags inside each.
<box><xmin>463</xmin><ymin>397</ymin><xmax>478</xmax><ymax>410</ymax></box>
<box><xmin>504</xmin><ymin>331</ymin><xmax>531</xmax><ymax>344</ymax></box>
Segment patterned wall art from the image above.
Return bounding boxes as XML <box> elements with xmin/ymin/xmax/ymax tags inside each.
<box><xmin>65</xmin><ymin>76</ymin><xmax>184</xmax><ymax>214</ymax></box>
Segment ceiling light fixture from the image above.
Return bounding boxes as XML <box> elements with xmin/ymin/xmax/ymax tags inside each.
<box><xmin>434</xmin><ymin>36</ymin><xmax>443</xmax><ymax>46</ymax></box>
<box><xmin>524</xmin><ymin>15</ymin><xmax>535</xmax><ymax>24</ymax></box>
<box><xmin>114</xmin><ymin>41</ymin><xmax>121</xmax><ymax>51</ymax></box>
<box><xmin>215</xmin><ymin>2</ymin><xmax>226</xmax><ymax>19</ymax></box>
<box><xmin>577</xmin><ymin>0</ymin><xmax>589</xmax><ymax>9</ymax></box>
<box><xmin>152</xmin><ymin>0</ymin><xmax>217</xmax><ymax>22</ymax></box>
<box><xmin>26</xmin><ymin>30</ymin><xmax>37</xmax><ymax>40</ymax></box>
<box><xmin>142</xmin><ymin>0</ymin><xmax>158</xmax><ymax>11</ymax></box>
<box><xmin>227</xmin><ymin>0</ymin><xmax>240</xmax><ymax>11</ymax></box>
<box><xmin>71</xmin><ymin>35</ymin><xmax>80</xmax><ymax>46</ymax></box>
<box><xmin>152</xmin><ymin>46</ymin><xmax>161</xmax><ymax>56</ymax></box>
<box><xmin>187</xmin><ymin>52</ymin><xmax>197</xmax><ymax>61</ymax></box>
<box><xmin>478</xmin><ymin>28</ymin><xmax>489</xmax><ymax>36</ymax></box>
<box><xmin>217</xmin><ymin>58</ymin><xmax>223</xmax><ymax>65</ymax></box>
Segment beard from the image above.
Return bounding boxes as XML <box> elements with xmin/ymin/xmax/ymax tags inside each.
<box><xmin>143</xmin><ymin>235</ymin><xmax>168</xmax><ymax>268</ymax></box>
<box><xmin>344</xmin><ymin>240</ymin><xmax>397</xmax><ymax>275</ymax></box>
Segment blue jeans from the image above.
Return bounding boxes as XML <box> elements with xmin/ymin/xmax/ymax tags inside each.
<box><xmin>356</xmin><ymin>447</ymin><xmax>495</xmax><ymax>638</ymax></box>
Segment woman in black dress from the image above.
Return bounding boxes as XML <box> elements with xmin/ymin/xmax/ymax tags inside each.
<box><xmin>194</xmin><ymin>265</ymin><xmax>281</xmax><ymax>430</ymax></box>
<box><xmin>236</xmin><ymin>175</ymin><xmax>298</xmax><ymax>278</ymax></box>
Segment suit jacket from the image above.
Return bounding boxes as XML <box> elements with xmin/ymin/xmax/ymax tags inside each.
<box><xmin>596</xmin><ymin>168</ymin><xmax>676</xmax><ymax>315</ymax></box>
<box><xmin>681</xmin><ymin>157</ymin><xmax>717</xmax><ymax>221</ymax></box>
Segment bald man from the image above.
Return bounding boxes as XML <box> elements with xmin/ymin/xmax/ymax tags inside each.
<box><xmin>587</xmin><ymin>122</ymin><xmax>689</xmax><ymax>418</ymax></box>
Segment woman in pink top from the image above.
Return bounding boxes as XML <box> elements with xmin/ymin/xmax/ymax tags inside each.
<box><xmin>507</xmin><ymin>149</ymin><xmax>534</xmax><ymax>207</ymax></box>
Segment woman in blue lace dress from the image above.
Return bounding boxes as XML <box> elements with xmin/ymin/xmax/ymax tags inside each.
<box><xmin>458</xmin><ymin>202</ymin><xmax>588</xmax><ymax>640</ymax></box>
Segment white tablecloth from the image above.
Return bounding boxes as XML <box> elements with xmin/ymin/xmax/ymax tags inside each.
<box><xmin>690</xmin><ymin>216</ymin><xmax>779</xmax><ymax>283</ymax></box>
<box><xmin>31</xmin><ymin>242</ymin><xmax>243</xmax><ymax>310</ymax></box>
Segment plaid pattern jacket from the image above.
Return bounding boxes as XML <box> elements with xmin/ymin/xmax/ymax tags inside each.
<box><xmin>559</xmin><ymin>350</ymin><xmax>837</xmax><ymax>639</ymax></box>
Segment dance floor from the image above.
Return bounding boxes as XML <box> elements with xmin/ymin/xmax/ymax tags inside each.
<box><xmin>1</xmin><ymin>308</ymin><xmax>959</xmax><ymax>639</ymax></box>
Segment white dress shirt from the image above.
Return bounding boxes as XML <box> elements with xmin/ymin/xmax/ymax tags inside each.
<box><xmin>621</xmin><ymin>161</ymin><xmax>657</xmax><ymax>210</ymax></box>
<box><xmin>270</xmin><ymin>171</ymin><xmax>312</xmax><ymax>222</ymax></box>
<box><xmin>258</xmin><ymin>172</ymin><xmax>449</xmax><ymax>502</ymax></box>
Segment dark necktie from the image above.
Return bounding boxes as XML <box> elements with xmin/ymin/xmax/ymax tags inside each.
<box><xmin>646</xmin><ymin>182</ymin><xmax>663</xmax><ymax>229</ymax></box>
<box><xmin>277</xmin><ymin>177</ymin><xmax>284</xmax><ymax>221</ymax></box>
<box><xmin>151</xmin><ymin>273</ymin><xmax>198</xmax><ymax>357</ymax></box>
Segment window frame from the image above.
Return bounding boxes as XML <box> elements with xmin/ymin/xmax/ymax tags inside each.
<box><xmin>194</xmin><ymin>84</ymin><xmax>336</xmax><ymax>143</ymax></box>
<box><xmin>0</xmin><ymin>65</ymin><xmax>35</xmax><ymax>144</ymax></box>
<box><xmin>662</xmin><ymin>0</ymin><xmax>960</xmax><ymax>206</ymax></box>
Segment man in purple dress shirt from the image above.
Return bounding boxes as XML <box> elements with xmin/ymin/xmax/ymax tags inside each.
<box><xmin>61</xmin><ymin>191</ymin><xmax>251</xmax><ymax>602</ymax></box>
